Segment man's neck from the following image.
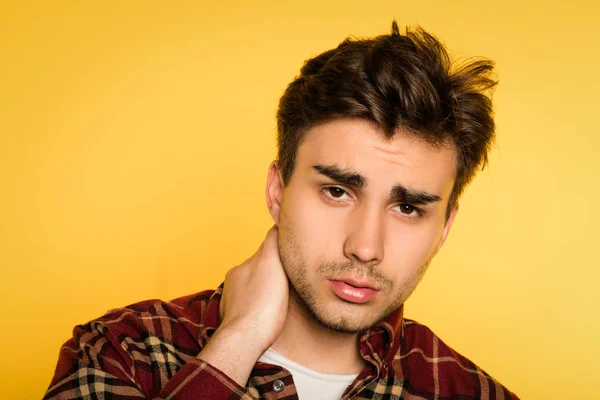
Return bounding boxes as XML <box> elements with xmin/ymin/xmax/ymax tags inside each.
<box><xmin>270</xmin><ymin>289</ymin><xmax>366</xmax><ymax>375</ymax></box>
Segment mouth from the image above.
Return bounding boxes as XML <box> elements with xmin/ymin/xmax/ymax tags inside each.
<box><xmin>327</xmin><ymin>278</ymin><xmax>380</xmax><ymax>304</ymax></box>
<box><xmin>335</xmin><ymin>277</ymin><xmax>380</xmax><ymax>291</ymax></box>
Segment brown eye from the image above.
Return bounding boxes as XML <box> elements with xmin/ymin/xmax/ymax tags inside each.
<box><xmin>328</xmin><ymin>187</ymin><xmax>346</xmax><ymax>198</ymax></box>
<box><xmin>399</xmin><ymin>204</ymin><xmax>416</xmax><ymax>214</ymax></box>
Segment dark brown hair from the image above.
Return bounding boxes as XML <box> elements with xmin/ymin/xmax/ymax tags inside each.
<box><xmin>276</xmin><ymin>21</ymin><xmax>497</xmax><ymax>218</ymax></box>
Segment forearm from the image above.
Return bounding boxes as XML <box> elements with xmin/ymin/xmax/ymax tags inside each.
<box><xmin>197</xmin><ymin>326</ymin><xmax>266</xmax><ymax>387</ymax></box>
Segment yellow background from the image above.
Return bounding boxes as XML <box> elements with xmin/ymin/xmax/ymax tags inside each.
<box><xmin>1</xmin><ymin>1</ymin><xmax>598</xmax><ymax>398</ymax></box>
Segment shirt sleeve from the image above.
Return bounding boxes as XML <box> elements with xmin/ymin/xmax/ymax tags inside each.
<box><xmin>43</xmin><ymin>321</ymin><xmax>253</xmax><ymax>399</ymax></box>
<box><xmin>153</xmin><ymin>358</ymin><xmax>253</xmax><ymax>400</ymax></box>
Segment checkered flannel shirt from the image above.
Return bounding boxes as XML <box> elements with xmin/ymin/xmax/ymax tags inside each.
<box><xmin>44</xmin><ymin>286</ymin><xmax>519</xmax><ymax>399</ymax></box>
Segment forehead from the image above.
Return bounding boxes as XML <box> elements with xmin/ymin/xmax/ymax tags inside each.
<box><xmin>296</xmin><ymin>119</ymin><xmax>457</xmax><ymax>195</ymax></box>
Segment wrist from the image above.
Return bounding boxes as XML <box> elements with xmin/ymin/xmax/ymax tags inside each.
<box><xmin>216</xmin><ymin>320</ymin><xmax>273</xmax><ymax>353</ymax></box>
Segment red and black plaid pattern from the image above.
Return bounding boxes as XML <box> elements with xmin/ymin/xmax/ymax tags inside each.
<box><xmin>44</xmin><ymin>287</ymin><xmax>519</xmax><ymax>399</ymax></box>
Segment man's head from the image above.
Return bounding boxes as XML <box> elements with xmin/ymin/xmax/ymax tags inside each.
<box><xmin>266</xmin><ymin>22</ymin><xmax>496</xmax><ymax>333</ymax></box>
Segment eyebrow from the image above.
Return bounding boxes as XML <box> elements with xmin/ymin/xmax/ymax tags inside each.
<box><xmin>313</xmin><ymin>164</ymin><xmax>442</xmax><ymax>205</ymax></box>
<box><xmin>313</xmin><ymin>164</ymin><xmax>366</xmax><ymax>188</ymax></box>
<box><xmin>389</xmin><ymin>186</ymin><xmax>442</xmax><ymax>205</ymax></box>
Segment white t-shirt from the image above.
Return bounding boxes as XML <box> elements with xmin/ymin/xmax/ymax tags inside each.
<box><xmin>258</xmin><ymin>347</ymin><xmax>358</xmax><ymax>400</ymax></box>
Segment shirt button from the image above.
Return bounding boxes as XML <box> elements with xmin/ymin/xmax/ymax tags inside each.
<box><xmin>273</xmin><ymin>379</ymin><xmax>285</xmax><ymax>392</ymax></box>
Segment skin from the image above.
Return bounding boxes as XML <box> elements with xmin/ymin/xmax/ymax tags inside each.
<box><xmin>198</xmin><ymin>118</ymin><xmax>459</xmax><ymax>385</ymax></box>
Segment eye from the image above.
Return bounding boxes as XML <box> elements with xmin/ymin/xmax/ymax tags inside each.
<box><xmin>328</xmin><ymin>187</ymin><xmax>346</xmax><ymax>198</ymax></box>
<box><xmin>396</xmin><ymin>204</ymin><xmax>423</xmax><ymax>217</ymax></box>
<box><xmin>322</xmin><ymin>186</ymin><xmax>351</xmax><ymax>202</ymax></box>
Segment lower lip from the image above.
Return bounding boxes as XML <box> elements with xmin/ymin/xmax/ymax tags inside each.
<box><xmin>328</xmin><ymin>280</ymin><xmax>379</xmax><ymax>304</ymax></box>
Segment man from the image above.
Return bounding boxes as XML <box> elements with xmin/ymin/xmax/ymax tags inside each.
<box><xmin>45</xmin><ymin>22</ymin><xmax>519</xmax><ymax>399</ymax></box>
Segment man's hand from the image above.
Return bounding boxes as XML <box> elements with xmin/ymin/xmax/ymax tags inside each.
<box><xmin>218</xmin><ymin>225</ymin><xmax>289</xmax><ymax>350</ymax></box>
<box><xmin>197</xmin><ymin>226</ymin><xmax>289</xmax><ymax>386</ymax></box>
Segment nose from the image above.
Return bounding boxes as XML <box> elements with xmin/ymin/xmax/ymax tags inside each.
<box><xmin>343</xmin><ymin>204</ymin><xmax>384</xmax><ymax>266</ymax></box>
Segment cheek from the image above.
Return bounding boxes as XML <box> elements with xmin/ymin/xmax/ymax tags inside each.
<box><xmin>384</xmin><ymin>223</ymin><xmax>443</xmax><ymax>278</ymax></box>
<box><xmin>282</xmin><ymin>190</ymin><xmax>343</xmax><ymax>261</ymax></box>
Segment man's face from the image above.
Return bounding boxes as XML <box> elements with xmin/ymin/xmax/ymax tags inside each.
<box><xmin>274</xmin><ymin>118</ymin><xmax>458</xmax><ymax>333</ymax></box>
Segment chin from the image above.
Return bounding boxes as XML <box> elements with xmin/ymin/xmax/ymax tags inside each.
<box><xmin>307</xmin><ymin>301</ymin><xmax>385</xmax><ymax>334</ymax></box>
<box><xmin>316</xmin><ymin>313</ymin><xmax>380</xmax><ymax>334</ymax></box>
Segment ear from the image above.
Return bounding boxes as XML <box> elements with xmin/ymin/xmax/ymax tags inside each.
<box><xmin>434</xmin><ymin>205</ymin><xmax>459</xmax><ymax>255</ymax></box>
<box><xmin>265</xmin><ymin>161</ymin><xmax>284</xmax><ymax>225</ymax></box>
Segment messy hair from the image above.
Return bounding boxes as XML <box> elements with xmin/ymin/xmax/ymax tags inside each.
<box><xmin>276</xmin><ymin>21</ymin><xmax>497</xmax><ymax>218</ymax></box>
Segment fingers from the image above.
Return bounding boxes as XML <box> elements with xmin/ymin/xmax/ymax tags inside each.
<box><xmin>262</xmin><ymin>225</ymin><xmax>280</xmax><ymax>256</ymax></box>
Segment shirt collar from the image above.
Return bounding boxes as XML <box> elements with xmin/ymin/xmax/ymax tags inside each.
<box><xmin>200</xmin><ymin>284</ymin><xmax>404</xmax><ymax>368</ymax></box>
<box><xmin>199</xmin><ymin>285</ymin><xmax>223</xmax><ymax>342</ymax></box>
<box><xmin>358</xmin><ymin>304</ymin><xmax>404</xmax><ymax>368</ymax></box>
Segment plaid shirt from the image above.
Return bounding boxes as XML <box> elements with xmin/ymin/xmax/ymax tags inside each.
<box><xmin>44</xmin><ymin>286</ymin><xmax>519</xmax><ymax>399</ymax></box>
